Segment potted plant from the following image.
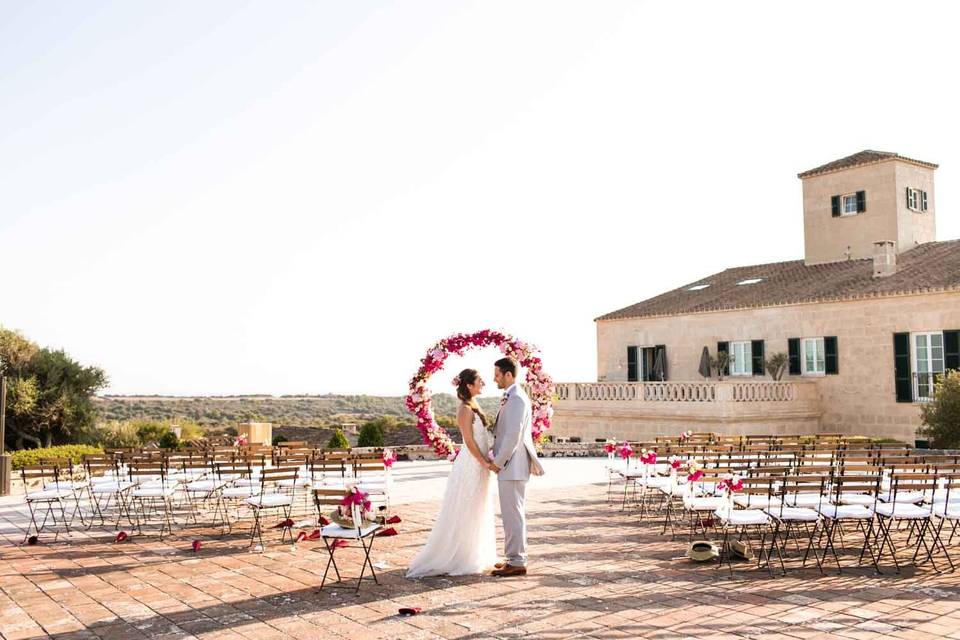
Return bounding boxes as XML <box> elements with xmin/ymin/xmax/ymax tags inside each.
<box><xmin>765</xmin><ymin>352</ymin><xmax>789</xmax><ymax>381</ymax></box>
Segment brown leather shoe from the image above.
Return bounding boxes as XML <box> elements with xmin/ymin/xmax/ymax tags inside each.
<box><xmin>494</xmin><ymin>561</ymin><xmax>507</xmax><ymax>570</ymax></box>
<box><xmin>491</xmin><ymin>564</ymin><xmax>527</xmax><ymax>577</ymax></box>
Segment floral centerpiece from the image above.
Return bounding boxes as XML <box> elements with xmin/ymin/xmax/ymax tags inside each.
<box><xmin>618</xmin><ymin>442</ymin><xmax>634</xmax><ymax>459</ymax></box>
<box><xmin>668</xmin><ymin>455</ymin><xmax>683</xmax><ymax>471</ymax></box>
<box><xmin>716</xmin><ymin>473</ymin><xmax>743</xmax><ymax>494</ymax></box>
<box><xmin>685</xmin><ymin>460</ymin><xmax>704</xmax><ymax>482</ymax></box>
<box><xmin>603</xmin><ymin>441</ymin><xmax>616</xmax><ymax>455</ymax></box>
<box><xmin>679</xmin><ymin>430</ymin><xmax>693</xmax><ymax>442</ymax></box>
<box><xmin>382</xmin><ymin>449</ymin><xmax>397</xmax><ymax>468</ymax></box>
<box><xmin>329</xmin><ymin>486</ymin><xmax>373</xmax><ymax>528</ymax></box>
<box><xmin>405</xmin><ymin>330</ymin><xmax>556</xmax><ymax>458</ymax></box>
<box><xmin>638</xmin><ymin>449</ymin><xmax>658</xmax><ymax>465</ymax></box>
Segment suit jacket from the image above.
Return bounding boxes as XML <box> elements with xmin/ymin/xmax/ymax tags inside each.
<box><xmin>492</xmin><ymin>384</ymin><xmax>545</xmax><ymax>481</ymax></box>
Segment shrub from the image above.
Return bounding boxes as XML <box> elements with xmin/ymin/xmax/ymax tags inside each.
<box><xmin>920</xmin><ymin>370</ymin><xmax>960</xmax><ymax>449</ymax></box>
<box><xmin>357</xmin><ymin>421</ymin><xmax>385</xmax><ymax>448</ymax></box>
<box><xmin>327</xmin><ymin>429</ymin><xmax>350</xmax><ymax>449</ymax></box>
<box><xmin>133</xmin><ymin>420</ymin><xmax>170</xmax><ymax>444</ymax></box>
<box><xmin>11</xmin><ymin>444</ymin><xmax>103</xmax><ymax>470</ymax></box>
<box><xmin>158</xmin><ymin>431</ymin><xmax>180</xmax><ymax>450</ymax></box>
<box><xmin>77</xmin><ymin>421</ymin><xmax>141</xmax><ymax>448</ymax></box>
<box><xmin>272</xmin><ymin>434</ymin><xmax>289</xmax><ymax>446</ymax></box>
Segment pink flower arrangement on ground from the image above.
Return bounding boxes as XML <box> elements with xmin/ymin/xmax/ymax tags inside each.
<box><xmin>405</xmin><ymin>330</ymin><xmax>556</xmax><ymax>458</ymax></box>
<box><xmin>382</xmin><ymin>449</ymin><xmax>397</xmax><ymax>468</ymax></box>
<box><xmin>618</xmin><ymin>442</ymin><xmax>634</xmax><ymax>459</ymax></box>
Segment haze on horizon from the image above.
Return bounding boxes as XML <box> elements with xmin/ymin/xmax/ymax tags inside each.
<box><xmin>2</xmin><ymin>1</ymin><xmax>959</xmax><ymax>398</ymax></box>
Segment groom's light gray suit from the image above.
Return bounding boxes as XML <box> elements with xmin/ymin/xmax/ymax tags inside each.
<box><xmin>492</xmin><ymin>383</ymin><xmax>544</xmax><ymax>567</ymax></box>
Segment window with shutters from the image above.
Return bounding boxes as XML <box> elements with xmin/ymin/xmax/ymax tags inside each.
<box><xmin>912</xmin><ymin>331</ymin><xmax>944</xmax><ymax>401</ymax></box>
<box><xmin>729</xmin><ymin>341</ymin><xmax>752</xmax><ymax>376</ymax></box>
<box><xmin>801</xmin><ymin>337</ymin><xmax>825</xmax><ymax>375</ymax></box>
<box><xmin>841</xmin><ymin>193</ymin><xmax>859</xmax><ymax>216</ymax></box>
<box><xmin>907</xmin><ymin>187</ymin><xmax>929</xmax><ymax>212</ymax></box>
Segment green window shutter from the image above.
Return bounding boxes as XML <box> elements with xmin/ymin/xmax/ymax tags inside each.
<box><xmin>627</xmin><ymin>346</ymin><xmax>638</xmax><ymax>382</ymax></box>
<box><xmin>788</xmin><ymin>338</ymin><xmax>801</xmax><ymax>375</ymax></box>
<box><xmin>751</xmin><ymin>340</ymin><xmax>765</xmax><ymax>376</ymax></box>
<box><xmin>824</xmin><ymin>336</ymin><xmax>839</xmax><ymax>375</ymax></box>
<box><xmin>945</xmin><ymin>330</ymin><xmax>960</xmax><ymax>371</ymax></box>
<box><xmin>717</xmin><ymin>341</ymin><xmax>730</xmax><ymax>377</ymax></box>
<box><xmin>831</xmin><ymin>195</ymin><xmax>840</xmax><ymax>217</ymax></box>
<box><xmin>894</xmin><ymin>333</ymin><xmax>912</xmax><ymax>403</ymax></box>
<box><xmin>856</xmin><ymin>190</ymin><xmax>866</xmax><ymax>213</ymax></box>
<box><xmin>906</xmin><ymin>186</ymin><xmax>912</xmax><ymax>209</ymax></box>
<box><xmin>922</xmin><ymin>190</ymin><xmax>928</xmax><ymax>211</ymax></box>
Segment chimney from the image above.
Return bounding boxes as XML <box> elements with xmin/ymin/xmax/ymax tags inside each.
<box><xmin>873</xmin><ymin>241</ymin><xmax>897</xmax><ymax>278</ymax></box>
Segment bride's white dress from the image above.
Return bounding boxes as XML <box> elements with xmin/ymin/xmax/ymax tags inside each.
<box><xmin>406</xmin><ymin>414</ymin><xmax>497</xmax><ymax>578</ymax></box>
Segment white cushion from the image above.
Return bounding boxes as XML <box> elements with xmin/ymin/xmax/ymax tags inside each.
<box><xmin>26</xmin><ymin>488</ymin><xmax>73</xmax><ymax>501</ymax></box>
<box><xmin>221</xmin><ymin>486</ymin><xmax>261</xmax><ymax>498</ymax></box>
<box><xmin>839</xmin><ymin>493</ymin><xmax>876</xmax><ymax>506</ymax></box>
<box><xmin>90</xmin><ymin>475</ymin><xmax>123</xmax><ymax>485</ymax></box>
<box><xmin>168</xmin><ymin>471</ymin><xmax>207</xmax><ymax>482</ymax></box>
<box><xmin>131</xmin><ymin>485</ymin><xmax>176</xmax><ymax>498</ymax></box>
<box><xmin>879</xmin><ymin>490</ymin><xmax>924</xmax><ymax>504</ymax></box>
<box><xmin>644</xmin><ymin>477</ymin><xmax>672</xmax><ymax>488</ymax></box>
<box><xmin>715</xmin><ymin>509</ymin><xmax>769</xmax><ymax>526</ymax></box>
<box><xmin>766</xmin><ymin>506</ymin><xmax>820</xmax><ymax>522</ymax></box>
<box><xmin>245</xmin><ymin>493</ymin><xmax>292</xmax><ymax>508</ymax></box>
<box><xmin>932</xmin><ymin>503</ymin><xmax>960</xmax><ymax>519</ymax></box>
<box><xmin>185</xmin><ymin>480</ymin><xmax>224</xmax><ymax>493</ymax></box>
<box><xmin>872</xmin><ymin>503</ymin><xmax>931</xmax><ymax>519</ymax></box>
<box><xmin>818</xmin><ymin>504</ymin><xmax>873</xmax><ymax>520</ymax></box>
<box><xmin>784</xmin><ymin>494</ymin><xmax>825</xmax><ymax>507</ymax></box>
<box><xmin>734</xmin><ymin>495</ymin><xmax>781</xmax><ymax>509</ymax></box>
<box><xmin>321</xmin><ymin>523</ymin><xmax>381</xmax><ymax>539</ymax></box>
<box><xmin>685</xmin><ymin>497</ymin><xmax>726</xmax><ymax>511</ymax></box>
<box><xmin>91</xmin><ymin>481</ymin><xmax>134</xmax><ymax>493</ymax></box>
<box><xmin>44</xmin><ymin>481</ymin><xmax>87</xmax><ymax>491</ymax></box>
<box><xmin>231</xmin><ymin>478</ymin><xmax>261</xmax><ymax>488</ymax></box>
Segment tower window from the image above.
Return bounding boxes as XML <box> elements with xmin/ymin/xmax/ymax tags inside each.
<box><xmin>841</xmin><ymin>194</ymin><xmax>859</xmax><ymax>216</ymax></box>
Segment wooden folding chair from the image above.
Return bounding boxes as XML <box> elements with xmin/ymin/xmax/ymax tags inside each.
<box><xmin>313</xmin><ymin>488</ymin><xmax>382</xmax><ymax>593</ymax></box>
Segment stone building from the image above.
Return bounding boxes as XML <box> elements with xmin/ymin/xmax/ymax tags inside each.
<box><xmin>552</xmin><ymin>151</ymin><xmax>960</xmax><ymax>445</ymax></box>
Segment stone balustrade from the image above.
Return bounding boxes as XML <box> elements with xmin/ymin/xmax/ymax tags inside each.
<box><xmin>554</xmin><ymin>380</ymin><xmax>805</xmax><ymax>403</ymax></box>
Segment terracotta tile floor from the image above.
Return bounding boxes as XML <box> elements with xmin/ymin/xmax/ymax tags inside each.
<box><xmin>3</xmin><ymin>471</ymin><xmax>960</xmax><ymax>639</ymax></box>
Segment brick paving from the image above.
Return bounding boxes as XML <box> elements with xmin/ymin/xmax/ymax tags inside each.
<box><xmin>2</xmin><ymin>463</ymin><xmax>960</xmax><ymax>639</ymax></box>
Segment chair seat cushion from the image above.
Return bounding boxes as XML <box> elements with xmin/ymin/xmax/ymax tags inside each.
<box><xmin>818</xmin><ymin>504</ymin><xmax>872</xmax><ymax>519</ymax></box>
<box><xmin>168</xmin><ymin>471</ymin><xmax>207</xmax><ymax>483</ymax></box>
<box><xmin>932</xmin><ymin>503</ymin><xmax>960</xmax><ymax>519</ymax></box>
<box><xmin>879</xmin><ymin>490</ymin><xmax>924</xmax><ymax>504</ymax></box>
<box><xmin>245</xmin><ymin>493</ymin><xmax>292</xmax><ymax>508</ymax></box>
<box><xmin>43</xmin><ymin>481</ymin><xmax>87</xmax><ymax>491</ymax></box>
<box><xmin>26</xmin><ymin>488</ymin><xmax>73</xmax><ymax>501</ymax></box>
<box><xmin>872</xmin><ymin>503</ymin><xmax>931</xmax><ymax>519</ymax></box>
<box><xmin>221</xmin><ymin>486</ymin><xmax>261</xmax><ymax>498</ymax></box>
<box><xmin>685</xmin><ymin>497</ymin><xmax>726</xmax><ymax>511</ymax></box>
<box><xmin>321</xmin><ymin>523</ymin><xmax>381</xmax><ymax>539</ymax></box>
<box><xmin>766</xmin><ymin>506</ymin><xmax>820</xmax><ymax>522</ymax></box>
<box><xmin>91</xmin><ymin>481</ymin><xmax>134</xmax><ymax>494</ymax></box>
<box><xmin>90</xmin><ymin>475</ymin><xmax>123</xmax><ymax>485</ymax></box>
<box><xmin>715</xmin><ymin>509</ymin><xmax>769</xmax><ymax>526</ymax></box>
<box><xmin>838</xmin><ymin>493</ymin><xmax>876</xmax><ymax>506</ymax></box>
<box><xmin>784</xmin><ymin>494</ymin><xmax>825</xmax><ymax>508</ymax></box>
<box><xmin>185</xmin><ymin>480</ymin><xmax>224</xmax><ymax>493</ymax></box>
<box><xmin>131</xmin><ymin>485</ymin><xmax>176</xmax><ymax>498</ymax></box>
<box><xmin>734</xmin><ymin>495</ymin><xmax>781</xmax><ymax>509</ymax></box>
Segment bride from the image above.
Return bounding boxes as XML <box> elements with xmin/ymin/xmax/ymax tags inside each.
<box><xmin>406</xmin><ymin>368</ymin><xmax>497</xmax><ymax>577</ymax></box>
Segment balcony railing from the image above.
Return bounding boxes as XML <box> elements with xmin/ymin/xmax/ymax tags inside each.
<box><xmin>554</xmin><ymin>381</ymin><xmax>804</xmax><ymax>403</ymax></box>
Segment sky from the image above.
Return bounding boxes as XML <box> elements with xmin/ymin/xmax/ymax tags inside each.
<box><xmin>2</xmin><ymin>1</ymin><xmax>959</xmax><ymax>398</ymax></box>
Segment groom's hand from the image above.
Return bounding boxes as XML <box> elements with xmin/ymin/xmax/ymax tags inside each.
<box><xmin>488</xmin><ymin>462</ymin><xmax>500</xmax><ymax>473</ymax></box>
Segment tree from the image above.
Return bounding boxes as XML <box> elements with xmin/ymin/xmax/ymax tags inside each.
<box><xmin>327</xmin><ymin>429</ymin><xmax>350</xmax><ymax>449</ymax></box>
<box><xmin>1</xmin><ymin>328</ymin><xmax>108</xmax><ymax>449</ymax></box>
<box><xmin>920</xmin><ymin>370</ymin><xmax>960</xmax><ymax>448</ymax></box>
<box><xmin>709</xmin><ymin>352</ymin><xmax>733</xmax><ymax>381</ymax></box>
<box><xmin>357</xmin><ymin>421</ymin><xmax>385</xmax><ymax>448</ymax></box>
<box><xmin>765</xmin><ymin>352</ymin><xmax>790</xmax><ymax>381</ymax></box>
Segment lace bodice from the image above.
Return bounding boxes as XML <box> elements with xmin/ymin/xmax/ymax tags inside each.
<box><xmin>471</xmin><ymin>413</ymin><xmax>493</xmax><ymax>452</ymax></box>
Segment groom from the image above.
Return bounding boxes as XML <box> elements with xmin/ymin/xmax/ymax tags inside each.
<box><xmin>488</xmin><ymin>356</ymin><xmax>545</xmax><ymax>577</ymax></box>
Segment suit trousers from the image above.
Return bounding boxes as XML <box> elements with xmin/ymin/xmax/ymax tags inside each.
<box><xmin>498</xmin><ymin>477</ymin><xmax>528</xmax><ymax>567</ymax></box>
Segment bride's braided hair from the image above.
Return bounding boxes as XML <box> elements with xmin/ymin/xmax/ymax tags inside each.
<box><xmin>455</xmin><ymin>368</ymin><xmax>488</xmax><ymax>428</ymax></box>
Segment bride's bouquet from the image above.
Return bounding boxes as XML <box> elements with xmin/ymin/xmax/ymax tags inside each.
<box><xmin>329</xmin><ymin>486</ymin><xmax>374</xmax><ymax>528</ymax></box>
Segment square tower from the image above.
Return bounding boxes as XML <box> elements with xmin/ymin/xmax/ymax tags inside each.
<box><xmin>798</xmin><ymin>150</ymin><xmax>937</xmax><ymax>265</ymax></box>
